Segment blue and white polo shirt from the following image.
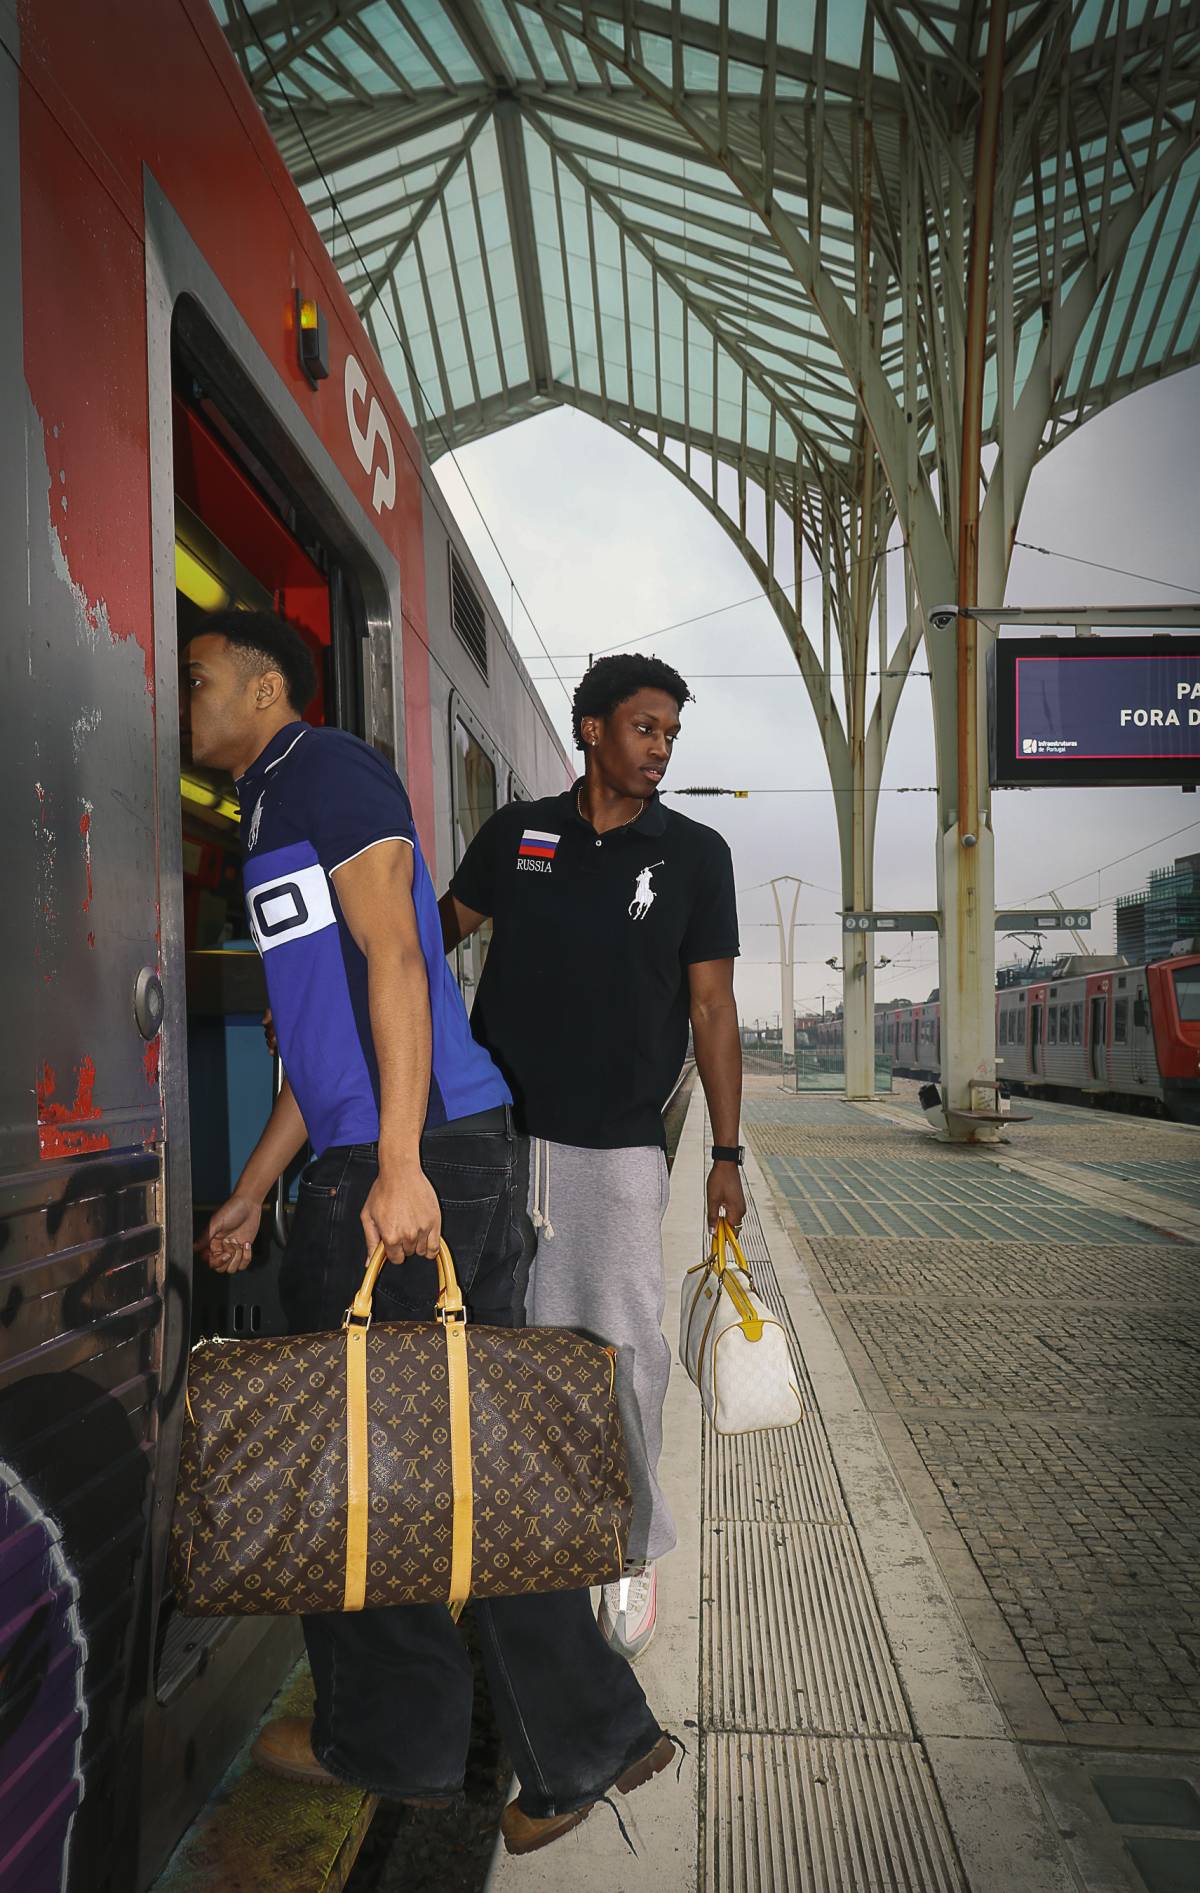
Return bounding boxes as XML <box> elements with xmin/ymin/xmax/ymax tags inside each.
<box><xmin>236</xmin><ymin>722</ymin><xmax>510</xmax><ymax>1155</ymax></box>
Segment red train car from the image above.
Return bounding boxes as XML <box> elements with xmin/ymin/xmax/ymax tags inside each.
<box><xmin>1</xmin><ymin>6</ymin><xmax>566</xmax><ymax>1888</ymax></box>
<box><xmin>867</xmin><ymin>955</ymin><xmax>1200</xmax><ymax>1119</ymax></box>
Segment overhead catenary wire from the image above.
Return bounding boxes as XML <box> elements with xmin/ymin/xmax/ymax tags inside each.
<box><xmin>1010</xmin><ymin>817</ymin><xmax>1200</xmax><ymax>906</ymax></box>
<box><xmin>528</xmin><ymin>540</ymin><xmax>1200</xmax><ymax>666</ymax></box>
<box><xmin>1012</xmin><ymin>539</ymin><xmax>1200</xmax><ymax>598</ymax></box>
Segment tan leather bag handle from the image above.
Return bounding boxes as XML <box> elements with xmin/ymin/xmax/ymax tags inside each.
<box><xmin>347</xmin><ymin>1238</ymin><xmax>464</xmax><ymax>1327</ymax></box>
<box><xmin>341</xmin><ymin>1239</ymin><xmax>473</xmax><ymax>1616</ymax></box>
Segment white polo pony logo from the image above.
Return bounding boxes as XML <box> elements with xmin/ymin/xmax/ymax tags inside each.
<box><xmin>629</xmin><ymin>861</ymin><xmax>664</xmax><ymax>921</ymax></box>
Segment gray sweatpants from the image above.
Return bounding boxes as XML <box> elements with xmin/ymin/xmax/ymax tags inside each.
<box><xmin>525</xmin><ymin>1139</ymin><xmax>674</xmax><ymax>1566</ymax></box>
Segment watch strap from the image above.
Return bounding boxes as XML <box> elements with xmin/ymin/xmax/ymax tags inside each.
<box><xmin>711</xmin><ymin>1143</ymin><xmax>745</xmax><ymax>1165</ymax></box>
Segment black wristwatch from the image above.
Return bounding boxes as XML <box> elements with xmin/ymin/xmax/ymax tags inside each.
<box><xmin>711</xmin><ymin>1144</ymin><xmax>745</xmax><ymax>1165</ymax></box>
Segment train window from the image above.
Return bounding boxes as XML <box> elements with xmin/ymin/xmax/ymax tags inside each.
<box><xmin>999</xmin><ymin>1012</ymin><xmax>1008</xmax><ymax>1045</ymax></box>
<box><xmin>1060</xmin><ymin>1004</ymin><xmax>1070</xmax><ymax>1040</ymax></box>
<box><xmin>1016</xmin><ymin>1008</ymin><xmax>1026</xmax><ymax>1046</ymax></box>
<box><xmin>507</xmin><ymin>768</ymin><xmax>530</xmax><ymax>804</ymax></box>
<box><xmin>1173</xmin><ymin>966</ymin><xmax>1200</xmax><ymax>1021</ymax></box>
<box><xmin>1113</xmin><ymin>998</ymin><xmax>1128</xmax><ymax>1043</ymax></box>
<box><xmin>1072</xmin><ymin>1002</ymin><xmax>1083</xmax><ymax>1043</ymax></box>
<box><xmin>452</xmin><ymin>711</ymin><xmax>498</xmax><ymax>1004</ymax></box>
<box><xmin>1048</xmin><ymin>1009</ymin><xmax>1057</xmax><ymax>1045</ymax></box>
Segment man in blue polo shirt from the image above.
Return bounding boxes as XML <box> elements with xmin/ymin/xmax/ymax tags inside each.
<box><xmin>187</xmin><ymin>611</ymin><xmax>669</xmax><ymax>1853</ymax></box>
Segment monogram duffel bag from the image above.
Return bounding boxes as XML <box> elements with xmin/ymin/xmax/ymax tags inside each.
<box><xmin>170</xmin><ymin>1240</ymin><xmax>631</xmax><ymax>1616</ymax></box>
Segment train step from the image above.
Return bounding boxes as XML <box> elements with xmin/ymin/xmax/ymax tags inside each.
<box><xmin>150</xmin><ymin>1665</ymin><xmax>376</xmax><ymax>1893</ymax></box>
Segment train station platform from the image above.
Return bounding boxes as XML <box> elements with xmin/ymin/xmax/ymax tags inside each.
<box><xmin>487</xmin><ymin>1079</ymin><xmax>1200</xmax><ymax>1893</ymax></box>
<box><xmin>155</xmin><ymin>1080</ymin><xmax>1200</xmax><ymax>1893</ymax></box>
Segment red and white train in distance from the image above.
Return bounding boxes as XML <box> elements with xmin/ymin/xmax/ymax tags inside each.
<box><xmin>1</xmin><ymin>5</ymin><xmax>569</xmax><ymax>1890</ymax></box>
<box><xmin>813</xmin><ymin>953</ymin><xmax>1200</xmax><ymax>1120</ymax></box>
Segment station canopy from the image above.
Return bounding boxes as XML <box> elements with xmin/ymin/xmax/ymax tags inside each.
<box><xmin>215</xmin><ymin>2</ymin><xmax>1199</xmax><ymax>504</ymax></box>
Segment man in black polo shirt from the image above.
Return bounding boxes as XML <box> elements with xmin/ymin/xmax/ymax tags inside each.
<box><xmin>441</xmin><ymin>654</ymin><xmax>744</xmax><ymax>1660</ymax></box>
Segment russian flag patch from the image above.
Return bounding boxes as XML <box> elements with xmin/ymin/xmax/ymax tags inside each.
<box><xmin>518</xmin><ymin>829</ymin><xmax>559</xmax><ymax>861</ymax></box>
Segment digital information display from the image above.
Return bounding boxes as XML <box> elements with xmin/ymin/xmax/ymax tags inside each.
<box><xmin>990</xmin><ymin>636</ymin><xmax>1200</xmax><ymax>787</ymax></box>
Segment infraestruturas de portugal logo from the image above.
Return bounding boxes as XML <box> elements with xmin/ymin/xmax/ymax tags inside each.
<box><xmin>517</xmin><ymin>829</ymin><xmax>559</xmax><ymax>874</ymax></box>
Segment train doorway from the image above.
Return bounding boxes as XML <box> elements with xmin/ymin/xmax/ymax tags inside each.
<box><xmin>154</xmin><ymin>374</ymin><xmax>364</xmax><ymax>1706</ymax></box>
<box><xmin>1089</xmin><ymin>994</ymin><xmax>1108</xmax><ymax>1084</ymax></box>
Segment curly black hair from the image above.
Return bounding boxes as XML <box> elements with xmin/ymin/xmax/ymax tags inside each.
<box><xmin>188</xmin><ymin>608</ymin><xmax>318</xmax><ymax>715</ymax></box>
<box><xmin>571</xmin><ymin>652</ymin><xmax>693</xmax><ymax>749</ymax></box>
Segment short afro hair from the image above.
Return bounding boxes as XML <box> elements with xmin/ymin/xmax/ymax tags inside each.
<box><xmin>571</xmin><ymin>652</ymin><xmax>692</xmax><ymax>749</ymax></box>
<box><xmin>190</xmin><ymin>609</ymin><xmax>318</xmax><ymax>715</ymax></box>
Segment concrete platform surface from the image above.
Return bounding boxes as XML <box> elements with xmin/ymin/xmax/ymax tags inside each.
<box><xmin>487</xmin><ymin>1084</ymin><xmax>1108</xmax><ymax>1892</ymax></box>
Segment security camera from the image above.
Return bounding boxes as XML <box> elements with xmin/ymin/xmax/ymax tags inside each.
<box><xmin>929</xmin><ymin>607</ymin><xmax>957</xmax><ymax>631</ymax></box>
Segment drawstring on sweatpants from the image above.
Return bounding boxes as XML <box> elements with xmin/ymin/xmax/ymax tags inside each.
<box><xmin>530</xmin><ymin>1137</ymin><xmax>555</xmax><ymax>1240</ymax></box>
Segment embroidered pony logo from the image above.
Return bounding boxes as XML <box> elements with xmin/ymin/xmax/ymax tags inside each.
<box><xmin>629</xmin><ymin>861</ymin><xmax>664</xmax><ymax>921</ymax></box>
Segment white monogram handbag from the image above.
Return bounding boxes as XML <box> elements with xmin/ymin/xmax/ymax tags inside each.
<box><xmin>678</xmin><ymin>1218</ymin><xmax>804</xmax><ymax>1435</ymax></box>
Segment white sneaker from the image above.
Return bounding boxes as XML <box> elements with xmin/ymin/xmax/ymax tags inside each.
<box><xmin>598</xmin><ymin>1563</ymin><xmax>657</xmax><ymax>1661</ymax></box>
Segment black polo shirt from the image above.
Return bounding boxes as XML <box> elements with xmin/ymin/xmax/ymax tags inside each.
<box><xmin>449</xmin><ymin>783</ymin><xmax>739</xmax><ymax>1149</ymax></box>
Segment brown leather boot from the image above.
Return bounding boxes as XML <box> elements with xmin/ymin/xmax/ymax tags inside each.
<box><xmin>251</xmin><ymin>1717</ymin><xmax>340</xmax><ymax>1786</ymax></box>
<box><xmin>500</xmin><ymin>1732</ymin><xmax>675</xmax><ymax>1856</ymax></box>
<box><xmin>251</xmin><ymin>1716</ymin><xmax>454</xmax><ymax>1806</ymax></box>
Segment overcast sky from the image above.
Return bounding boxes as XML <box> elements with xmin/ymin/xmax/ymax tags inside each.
<box><xmin>434</xmin><ymin>367</ymin><xmax>1200</xmax><ymax>1023</ymax></box>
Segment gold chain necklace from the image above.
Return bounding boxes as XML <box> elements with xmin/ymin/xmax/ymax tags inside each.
<box><xmin>577</xmin><ymin>787</ymin><xmax>645</xmax><ymax>840</ymax></box>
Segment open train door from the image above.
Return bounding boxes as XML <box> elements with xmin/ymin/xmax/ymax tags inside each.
<box><xmin>135</xmin><ymin>292</ymin><xmax>377</xmax><ymax>1885</ymax></box>
<box><xmin>1089</xmin><ymin>993</ymin><xmax>1108</xmax><ymax>1086</ymax></box>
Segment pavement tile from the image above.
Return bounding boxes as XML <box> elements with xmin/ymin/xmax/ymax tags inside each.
<box><xmin>746</xmin><ymin>1079</ymin><xmax>1200</xmax><ymax>1743</ymax></box>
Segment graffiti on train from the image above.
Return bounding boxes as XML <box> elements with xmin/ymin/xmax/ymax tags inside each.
<box><xmin>0</xmin><ymin>1460</ymin><xmax>87</xmax><ymax>1891</ymax></box>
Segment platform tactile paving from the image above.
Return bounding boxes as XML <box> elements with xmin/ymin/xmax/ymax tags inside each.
<box><xmin>706</xmin><ymin>1415</ymin><xmax>848</xmax><ymax>1528</ymax></box>
<box><xmin>1080</xmin><ymin>1158</ymin><xmax>1200</xmax><ymax>1209</ymax></box>
<box><xmin>700</xmin><ymin>1173</ymin><xmax>965</xmax><ymax>1884</ymax></box>
<box><xmin>763</xmin><ymin>1151</ymin><xmax>1169</xmax><ymax>1244</ymax></box>
<box><xmin>703</xmin><ymin>1518</ymin><xmax>912</xmax><ymax>1737</ymax></box>
<box><xmin>704</xmin><ymin>1733</ymin><xmax>966</xmax><ymax>1893</ymax></box>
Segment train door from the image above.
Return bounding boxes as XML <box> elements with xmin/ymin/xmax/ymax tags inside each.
<box><xmin>1030</xmin><ymin>1002</ymin><xmax>1044</xmax><ymax>1075</ymax></box>
<box><xmin>1132</xmin><ymin>983</ymin><xmax>1151</xmax><ymax>1087</ymax></box>
<box><xmin>1089</xmin><ymin>993</ymin><xmax>1108</xmax><ymax>1084</ymax></box>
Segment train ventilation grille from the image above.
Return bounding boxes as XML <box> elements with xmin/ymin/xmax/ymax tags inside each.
<box><xmin>450</xmin><ymin>547</ymin><xmax>488</xmax><ymax>680</ymax></box>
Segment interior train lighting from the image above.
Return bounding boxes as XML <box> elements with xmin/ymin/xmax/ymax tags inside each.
<box><xmin>180</xmin><ymin>773</ymin><xmax>240</xmax><ymax>824</ymax></box>
<box><xmin>175</xmin><ymin>541</ymin><xmax>228</xmax><ymax>612</ymax></box>
<box><xmin>296</xmin><ymin>292</ymin><xmax>329</xmax><ymax>388</ymax></box>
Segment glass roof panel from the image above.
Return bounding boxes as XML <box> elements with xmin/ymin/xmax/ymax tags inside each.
<box><xmin>216</xmin><ymin>0</ymin><xmax>1199</xmax><ymax>508</ymax></box>
<box><xmin>472</xmin><ymin>0</ymin><xmax>539</xmax><ymax>81</ymax></box>
<box><xmin>399</xmin><ymin>0</ymin><xmax>487</xmax><ymax>84</ymax></box>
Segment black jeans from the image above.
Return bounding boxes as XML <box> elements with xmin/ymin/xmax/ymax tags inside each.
<box><xmin>279</xmin><ymin>1107</ymin><xmax>661</xmax><ymax>1812</ymax></box>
